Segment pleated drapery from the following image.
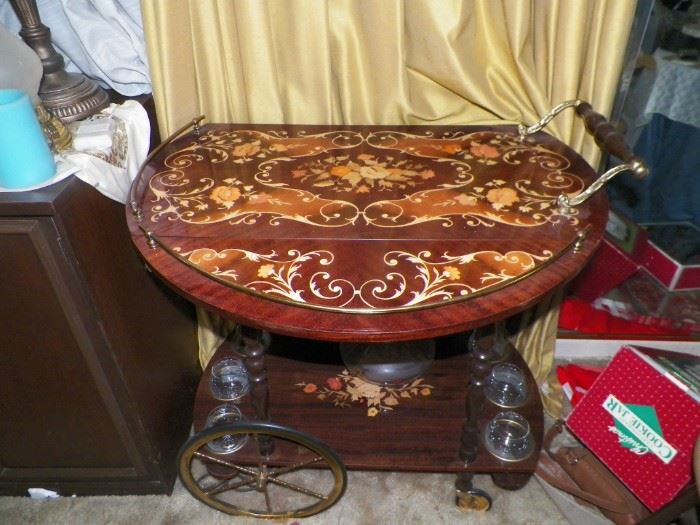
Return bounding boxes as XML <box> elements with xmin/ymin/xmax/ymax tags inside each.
<box><xmin>140</xmin><ymin>0</ymin><xmax>637</xmax><ymax>410</ymax></box>
<box><xmin>142</xmin><ymin>0</ymin><xmax>636</xmax><ymax>164</ymax></box>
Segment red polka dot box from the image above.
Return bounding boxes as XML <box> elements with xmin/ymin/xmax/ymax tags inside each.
<box><xmin>566</xmin><ymin>345</ymin><xmax>700</xmax><ymax>512</ymax></box>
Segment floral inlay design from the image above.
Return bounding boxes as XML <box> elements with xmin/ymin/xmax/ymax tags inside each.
<box><xmin>291</xmin><ymin>153</ymin><xmax>436</xmax><ymax>194</ymax></box>
<box><xmin>143</xmin><ymin>127</ymin><xmax>586</xmax><ymax>230</ymax></box>
<box><xmin>135</xmin><ymin>124</ymin><xmax>593</xmax><ymax>313</ymax></box>
<box><xmin>363</xmin><ymin>174</ymin><xmax>571</xmax><ymax>228</ymax></box>
<box><xmin>296</xmin><ymin>370</ymin><xmax>434</xmax><ymax>416</ymax></box>
<box><xmin>146</xmin><ymin>128</ymin><xmax>363</xmax><ymax>227</ymax></box>
<box><xmin>172</xmin><ymin>246</ymin><xmax>554</xmax><ymax>312</ymax></box>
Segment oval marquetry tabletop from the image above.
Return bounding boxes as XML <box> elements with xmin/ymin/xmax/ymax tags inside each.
<box><xmin>127</xmin><ymin>123</ymin><xmax>606</xmax><ymax>341</ymax></box>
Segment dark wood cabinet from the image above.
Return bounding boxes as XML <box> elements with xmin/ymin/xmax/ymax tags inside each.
<box><xmin>0</xmin><ymin>177</ymin><xmax>200</xmax><ymax>496</ymax></box>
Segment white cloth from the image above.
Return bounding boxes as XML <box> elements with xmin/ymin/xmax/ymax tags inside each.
<box><xmin>626</xmin><ymin>49</ymin><xmax>700</xmax><ymax>130</ymax></box>
<box><xmin>0</xmin><ymin>0</ymin><xmax>150</xmax><ymax>95</ymax></box>
<box><xmin>0</xmin><ymin>100</ymin><xmax>150</xmax><ymax>204</ymax></box>
<box><xmin>643</xmin><ymin>50</ymin><xmax>700</xmax><ymax>129</ymax></box>
<box><xmin>64</xmin><ymin>100</ymin><xmax>150</xmax><ymax>203</ymax></box>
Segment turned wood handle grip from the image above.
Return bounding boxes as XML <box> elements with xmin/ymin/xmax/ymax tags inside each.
<box><xmin>575</xmin><ymin>102</ymin><xmax>648</xmax><ymax>178</ymax></box>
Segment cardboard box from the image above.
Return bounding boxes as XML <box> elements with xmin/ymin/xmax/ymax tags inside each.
<box><xmin>568</xmin><ymin>237</ymin><xmax>641</xmax><ymax>302</ymax></box>
<box><xmin>606</xmin><ymin>209</ymin><xmax>648</xmax><ymax>258</ymax></box>
<box><xmin>568</xmin><ymin>210</ymin><xmax>644</xmax><ymax>302</ymax></box>
<box><xmin>566</xmin><ymin>345</ymin><xmax>700</xmax><ymax>511</ymax></box>
<box><xmin>637</xmin><ymin>222</ymin><xmax>700</xmax><ymax>291</ymax></box>
<box><xmin>616</xmin><ymin>269</ymin><xmax>700</xmax><ymax>330</ymax></box>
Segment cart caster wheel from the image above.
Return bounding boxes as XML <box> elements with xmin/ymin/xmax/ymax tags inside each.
<box><xmin>178</xmin><ymin>421</ymin><xmax>347</xmax><ymax>519</ymax></box>
<box><xmin>455</xmin><ymin>488</ymin><xmax>492</xmax><ymax>512</ymax></box>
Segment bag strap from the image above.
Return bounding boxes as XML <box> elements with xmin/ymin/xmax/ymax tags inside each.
<box><xmin>543</xmin><ymin>419</ymin><xmax>565</xmax><ymax>454</ymax></box>
<box><xmin>536</xmin><ymin>421</ymin><xmax>629</xmax><ymax>513</ymax></box>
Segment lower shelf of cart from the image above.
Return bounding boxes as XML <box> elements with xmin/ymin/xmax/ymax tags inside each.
<box><xmin>192</xmin><ymin>334</ymin><xmax>542</xmax><ymax>474</ymax></box>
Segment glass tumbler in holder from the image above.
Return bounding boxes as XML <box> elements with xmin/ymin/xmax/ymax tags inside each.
<box><xmin>484</xmin><ymin>411</ymin><xmax>534</xmax><ymax>462</ymax></box>
<box><xmin>209</xmin><ymin>357</ymin><xmax>250</xmax><ymax>401</ymax></box>
<box><xmin>484</xmin><ymin>363</ymin><xmax>529</xmax><ymax>408</ymax></box>
<box><xmin>340</xmin><ymin>338</ymin><xmax>436</xmax><ymax>385</ymax></box>
<box><xmin>205</xmin><ymin>404</ymin><xmax>248</xmax><ymax>454</ymax></box>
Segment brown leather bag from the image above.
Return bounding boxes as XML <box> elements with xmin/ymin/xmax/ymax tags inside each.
<box><xmin>536</xmin><ymin>420</ymin><xmax>650</xmax><ymax>525</ymax></box>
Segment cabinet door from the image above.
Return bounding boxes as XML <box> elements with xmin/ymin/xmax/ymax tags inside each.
<box><xmin>0</xmin><ymin>218</ymin><xmax>149</xmax><ymax>488</ymax></box>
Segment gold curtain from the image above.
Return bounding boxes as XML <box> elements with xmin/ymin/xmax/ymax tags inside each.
<box><xmin>141</xmin><ymin>0</ymin><xmax>637</xmax><ymax>383</ymax></box>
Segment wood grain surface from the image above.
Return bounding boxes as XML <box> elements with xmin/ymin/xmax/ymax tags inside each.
<box><xmin>193</xmin><ymin>333</ymin><xmax>543</xmax><ymax>473</ymax></box>
<box><xmin>126</xmin><ymin>123</ymin><xmax>607</xmax><ymax>342</ymax></box>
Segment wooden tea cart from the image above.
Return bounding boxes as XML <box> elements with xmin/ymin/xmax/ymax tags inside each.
<box><xmin>126</xmin><ymin>101</ymin><xmax>646</xmax><ymax>519</ymax></box>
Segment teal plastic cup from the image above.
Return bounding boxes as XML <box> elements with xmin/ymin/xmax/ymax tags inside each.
<box><xmin>0</xmin><ymin>89</ymin><xmax>55</xmax><ymax>189</ymax></box>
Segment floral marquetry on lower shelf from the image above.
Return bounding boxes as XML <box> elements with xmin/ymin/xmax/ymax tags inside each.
<box><xmin>297</xmin><ymin>370</ymin><xmax>434</xmax><ymax>416</ymax></box>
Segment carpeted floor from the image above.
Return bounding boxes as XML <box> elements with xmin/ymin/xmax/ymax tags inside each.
<box><xmin>0</xmin><ymin>471</ymin><xmax>567</xmax><ymax>525</ymax></box>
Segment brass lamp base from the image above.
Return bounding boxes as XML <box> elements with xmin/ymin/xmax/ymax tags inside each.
<box><xmin>10</xmin><ymin>0</ymin><xmax>109</xmax><ymax>123</ymax></box>
<box><xmin>39</xmin><ymin>71</ymin><xmax>109</xmax><ymax>123</ymax></box>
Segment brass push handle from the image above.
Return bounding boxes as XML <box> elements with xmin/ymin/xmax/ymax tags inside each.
<box><xmin>519</xmin><ymin>100</ymin><xmax>649</xmax><ymax>210</ymax></box>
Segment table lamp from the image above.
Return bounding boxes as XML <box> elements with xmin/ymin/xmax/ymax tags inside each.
<box><xmin>8</xmin><ymin>0</ymin><xmax>109</xmax><ymax>123</ymax></box>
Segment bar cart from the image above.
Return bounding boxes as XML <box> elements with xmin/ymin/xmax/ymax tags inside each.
<box><xmin>126</xmin><ymin>101</ymin><xmax>647</xmax><ymax>519</ymax></box>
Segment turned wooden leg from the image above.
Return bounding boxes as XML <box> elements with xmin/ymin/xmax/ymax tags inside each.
<box><xmin>459</xmin><ymin>381</ymin><xmax>483</xmax><ymax>463</ymax></box>
<box><xmin>239</xmin><ymin>326</ymin><xmax>273</xmax><ymax>455</ymax></box>
<box><xmin>454</xmin><ymin>327</ymin><xmax>500</xmax><ymax>512</ymax></box>
<box><xmin>455</xmin><ymin>471</ymin><xmax>475</xmax><ymax>492</ymax></box>
<box><xmin>239</xmin><ymin>326</ymin><xmax>270</xmax><ymax>422</ymax></box>
<box><xmin>459</xmin><ymin>328</ymin><xmax>497</xmax><ymax>463</ymax></box>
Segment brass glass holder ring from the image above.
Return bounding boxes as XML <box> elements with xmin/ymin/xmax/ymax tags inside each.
<box><xmin>483</xmin><ymin>412</ymin><xmax>534</xmax><ymax>462</ymax></box>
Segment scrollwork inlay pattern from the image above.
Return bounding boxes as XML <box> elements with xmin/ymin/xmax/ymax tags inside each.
<box><xmin>145</xmin><ymin>128</ymin><xmax>585</xmax><ymax>229</ymax></box>
<box><xmin>172</xmin><ymin>245</ymin><xmax>554</xmax><ymax>313</ymax></box>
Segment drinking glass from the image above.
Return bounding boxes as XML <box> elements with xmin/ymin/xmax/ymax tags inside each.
<box><xmin>205</xmin><ymin>404</ymin><xmax>248</xmax><ymax>454</ymax></box>
<box><xmin>484</xmin><ymin>363</ymin><xmax>528</xmax><ymax>408</ymax></box>
<box><xmin>209</xmin><ymin>357</ymin><xmax>250</xmax><ymax>401</ymax></box>
<box><xmin>484</xmin><ymin>411</ymin><xmax>533</xmax><ymax>462</ymax></box>
<box><xmin>469</xmin><ymin>320</ymin><xmax>509</xmax><ymax>360</ymax></box>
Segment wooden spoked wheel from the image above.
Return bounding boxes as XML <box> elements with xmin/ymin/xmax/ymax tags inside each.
<box><xmin>177</xmin><ymin>421</ymin><xmax>347</xmax><ymax>519</ymax></box>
